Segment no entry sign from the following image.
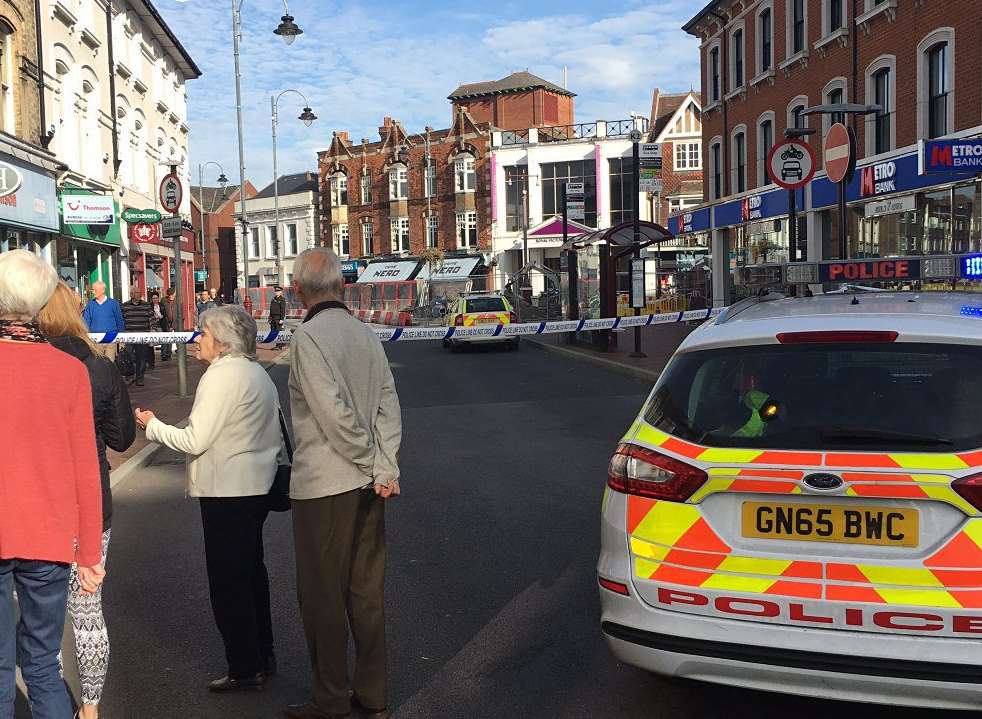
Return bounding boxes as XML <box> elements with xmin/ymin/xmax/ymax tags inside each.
<box><xmin>767</xmin><ymin>140</ymin><xmax>816</xmax><ymax>190</ymax></box>
<box><xmin>825</xmin><ymin>123</ymin><xmax>852</xmax><ymax>183</ymax></box>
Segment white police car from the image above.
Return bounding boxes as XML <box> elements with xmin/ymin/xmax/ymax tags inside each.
<box><xmin>599</xmin><ymin>288</ymin><xmax>982</xmax><ymax>710</ymax></box>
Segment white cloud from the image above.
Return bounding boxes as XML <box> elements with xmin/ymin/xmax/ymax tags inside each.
<box><xmin>157</xmin><ymin>0</ymin><xmax>702</xmax><ymax>190</ymax></box>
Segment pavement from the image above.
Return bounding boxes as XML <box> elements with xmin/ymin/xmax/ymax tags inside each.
<box><xmin>16</xmin><ymin>328</ymin><xmax>954</xmax><ymax>719</ymax></box>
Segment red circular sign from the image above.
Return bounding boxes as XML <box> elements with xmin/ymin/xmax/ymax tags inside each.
<box><xmin>766</xmin><ymin>140</ymin><xmax>817</xmax><ymax>190</ymax></box>
<box><xmin>159</xmin><ymin>172</ymin><xmax>183</xmax><ymax>213</ymax></box>
<box><xmin>824</xmin><ymin>123</ymin><xmax>852</xmax><ymax>183</ymax></box>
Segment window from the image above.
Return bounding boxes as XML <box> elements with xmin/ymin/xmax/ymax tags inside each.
<box><xmin>674</xmin><ymin>142</ymin><xmax>701</xmax><ymax>170</ymax></box>
<box><xmin>541</xmin><ymin>160</ymin><xmax>597</xmax><ymax>227</ymax></box>
<box><xmin>389</xmin><ymin>166</ymin><xmax>408</xmax><ymax>200</ymax></box>
<box><xmin>711</xmin><ymin>140</ymin><xmax>722</xmax><ymax>200</ymax></box>
<box><xmin>426</xmin><ymin>214</ymin><xmax>438</xmax><ymax>247</ymax></box>
<box><xmin>928</xmin><ymin>43</ymin><xmax>949</xmax><ymax>138</ymax></box>
<box><xmin>286</xmin><ymin>223</ymin><xmax>298</xmax><ymax>256</ymax></box>
<box><xmin>709</xmin><ymin>45</ymin><xmax>720</xmax><ymax>103</ymax></box>
<box><xmin>792</xmin><ymin>104</ymin><xmax>806</xmax><ymax>129</ymax></box>
<box><xmin>456</xmin><ymin>211</ymin><xmax>477</xmax><ymax>249</ymax></box>
<box><xmin>733</xmin><ymin>130</ymin><xmax>747</xmax><ymax>194</ymax></box>
<box><xmin>333</xmin><ymin>223</ymin><xmax>349</xmax><ymax>256</ymax></box>
<box><xmin>822</xmin><ymin>80</ymin><xmax>847</xmax><ymax>134</ymax></box>
<box><xmin>330</xmin><ymin>174</ymin><xmax>347</xmax><ymax>206</ymax></box>
<box><xmin>455</xmin><ymin>156</ymin><xmax>476</xmax><ymax>192</ymax></box>
<box><xmin>464</xmin><ymin>297</ymin><xmax>506</xmax><ymax>313</ymax></box>
<box><xmin>873</xmin><ymin>68</ymin><xmax>892</xmax><ymax>154</ymax></box>
<box><xmin>609</xmin><ymin>157</ymin><xmax>634</xmax><ymax>226</ymax></box>
<box><xmin>248</xmin><ymin>227</ymin><xmax>260</xmax><ymax>259</ymax></box>
<box><xmin>360</xmin><ymin>174</ymin><xmax>372</xmax><ymax>204</ymax></box>
<box><xmin>266</xmin><ymin>225</ymin><xmax>278</xmax><ymax>258</ymax></box>
<box><xmin>361</xmin><ymin>219</ymin><xmax>373</xmax><ymax>255</ymax></box>
<box><xmin>424</xmin><ymin>162</ymin><xmax>436</xmax><ymax>198</ymax></box>
<box><xmin>390</xmin><ymin>217</ymin><xmax>409</xmax><ymax>253</ymax></box>
<box><xmin>732</xmin><ymin>28</ymin><xmax>744</xmax><ymax>89</ymax></box>
<box><xmin>829</xmin><ymin>0</ymin><xmax>842</xmax><ymax>32</ymax></box>
<box><xmin>790</xmin><ymin>0</ymin><xmax>805</xmax><ymax>55</ymax></box>
<box><xmin>0</xmin><ymin>21</ymin><xmax>14</xmax><ymax>133</ymax></box>
<box><xmin>759</xmin><ymin>8</ymin><xmax>772</xmax><ymax>73</ymax></box>
<box><xmin>505</xmin><ymin>166</ymin><xmax>528</xmax><ymax>232</ymax></box>
<box><xmin>758</xmin><ymin>117</ymin><xmax>774</xmax><ymax>186</ymax></box>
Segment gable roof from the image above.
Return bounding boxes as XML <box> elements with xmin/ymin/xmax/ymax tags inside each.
<box><xmin>253</xmin><ymin>172</ymin><xmax>318</xmax><ymax>199</ymax></box>
<box><xmin>648</xmin><ymin>89</ymin><xmax>701</xmax><ymax>142</ymax></box>
<box><xmin>449</xmin><ymin>71</ymin><xmax>575</xmax><ymax>100</ymax></box>
<box><xmin>191</xmin><ymin>185</ymin><xmax>240</xmax><ymax>213</ymax></box>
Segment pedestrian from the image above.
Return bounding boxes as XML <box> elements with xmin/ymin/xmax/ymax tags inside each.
<box><xmin>122</xmin><ymin>288</ymin><xmax>153</xmax><ymax>386</ymax></box>
<box><xmin>0</xmin><ymin>250</ymin><xmax>105</xmax><ymax>719</ymax></box>
<box><xmin>134</xmin><ymin>305</ymin><xmax>281</xmax><ymax>693</ymax></box>
<box><xmin>82</xmin><ymin>279</ymin><xmax>125</xmax><ymax>361</ymax></box>
<box><xmin>38</xmin><ymin>281</ymin><xmax>136</xmax><ymax>719</ymax></box>
<box><xmin>268</xmin><ymin>285</ymin><xmax>286</xmax><ymax>333</ymax></box>
<box><xmin>210</xmin><ymin>287</ymin><xmax>224</xmax><ymax>306</ymax></box>
<box><xmin>284</xmin><ymin>247</ymin><xmax>402</xmax><ymax>719</ymax></box>
<box><xmin>148</xmin><ymin>291</ymin><xmax>164</xmax><ymax>370</ymax></box>
<box><xmin>196</xmin><ymin>291</ymin><xmax>216</xmax><ymax>325</ymax></box>
<box><xmin>160</xmin><ymin>287</ymin><xmax>175</xmax><ymax>361</ymax></box>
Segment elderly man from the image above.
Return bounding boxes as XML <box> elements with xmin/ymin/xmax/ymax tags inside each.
<box><xmin>82</xmin><ymin>280</ymin><xmax>124</xmax><ymax>360</ymax></box>
<box><xmin>284</xmin><ymin>247</ymin><xmax>402</xmax><ymax>719</ymax></box>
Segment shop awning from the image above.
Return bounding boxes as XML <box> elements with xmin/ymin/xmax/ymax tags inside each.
<box><xmin>357</xmin><ymin>260</ymin><xmax>420</xmax><ymax>283</ymax></box>
<box><xmin>416</xmin><ymin>256</ymin><xmax>483</xmax><ymax>281</ymax></box>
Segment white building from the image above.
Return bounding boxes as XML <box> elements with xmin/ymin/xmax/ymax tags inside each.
<box><xmin>234</xmin><ymin>172</ymin><xmax>320</xmax><ymax>288</ymax></box>
<box><xmin>42</xmin><ymin>0</ymin><xmax>199</xmax><ymax>306</ymax></box>
<box><xmin>489</xmin><ymin>117</ymin><xmax>649</xmax><ymax>291</ymax></box>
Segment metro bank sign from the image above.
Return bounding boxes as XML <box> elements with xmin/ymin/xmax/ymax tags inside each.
<box><xmin>920</xmin><ymin>138</ymin><xmax>982</xmax><ymax>174</ymax></box>
<box><xmin>860</xmin><ymin>161</ymin><xmax>897</xmax><ymax>197</ymax></box>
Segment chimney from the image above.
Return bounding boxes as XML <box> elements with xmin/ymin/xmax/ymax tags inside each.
<box><xmin>337</xmin><ymin>130</ymin><xmax>349</xmax><ymax>143</ymax></box>
<box><xmin>378</xmin><ymin>116</ymin><xmax>393</xmax><ymax>140</ymax></box>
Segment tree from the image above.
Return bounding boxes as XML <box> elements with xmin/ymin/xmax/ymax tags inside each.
<box><xmin>419</xmin><ymin>245</ymin><xmax>445</xmax><ymax>307</ymax></box>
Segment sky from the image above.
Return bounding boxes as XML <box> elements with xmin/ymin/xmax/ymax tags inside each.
<box><xmin>157</xmin><ymin>0</ymin><xmax>703</xmax><ymax>193</ymax></box>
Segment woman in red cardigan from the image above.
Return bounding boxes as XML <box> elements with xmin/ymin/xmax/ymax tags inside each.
<box><xmin>0</xmin><ymin>249</ymin><xmax>105</xmax><ymax>718</ymax></box>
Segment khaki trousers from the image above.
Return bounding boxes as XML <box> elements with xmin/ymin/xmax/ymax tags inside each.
<box><xmin>293</xmin><ymin>488</ymin><xmax>387</xmax><ymax>714</ymax></box>
<box><xmin>93</xmin><ymin>344</ymin><xmax>117</xmax><ymax>361</ymax></box>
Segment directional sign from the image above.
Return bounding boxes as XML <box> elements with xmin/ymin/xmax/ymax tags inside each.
<box><xmin>565</xmin><ymin>182</ymin><xmax>584</xmax><ymax>196</ymax></box>
<box><xmin>121</xmin><ymin>207</ymin><xmax>162</xmax><ymax>224</ymax></box>
<box><xmin>161</xmin><ymin>215</ymin><xmax>183</xmax><ymax>237</ymax></box>
<box><xmin>159</xmin><ymin>173</ymin><xmax>183</xmax><ymax>213</ymax></box>
<box><xmin>767</xmin><ymin>139</ymin><xmax>817</xmax><ymax>190</ymax></box>
<box><xmin>824</xmin><ymin>123</ymin><xmax>852</xmax><ymax>184</ymax></box>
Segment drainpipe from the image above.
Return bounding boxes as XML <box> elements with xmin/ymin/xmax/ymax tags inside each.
<box><xmin>851</xmin><ymin>0</ymin><xmax>859</xmax><ymax>133</ymax></box>
<box><xmin>106</xmin><ymin>3</ymin><xmax>121</xmax><ymax>176</ymax></box>
<box><xmin>34</xmin><ymin>0</ymin><xmax>51</xmax><ymax>149</ymax></box>
<box><xmin>710</xmin><ymin>10</ymin><xmax>730</xmax><ymax>196</ymax></box>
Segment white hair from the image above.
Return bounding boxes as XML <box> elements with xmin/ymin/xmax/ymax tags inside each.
<box><xmin>0</xmin><ymin>249</ymin><xmax>58</xmax><ymax>320</ymax></box>
<box><xmin>199</xmin><ymin>305</ymin><xmax>257</xmax><ymax>360</ymax></box>
<box><xmin>294</xmin><ymin>247</ymin><xmax>343</xmax><ymax>301</ymax></box>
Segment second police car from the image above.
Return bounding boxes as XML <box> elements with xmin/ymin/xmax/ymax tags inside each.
<box><xmin>443</xmin><ymin>291</ymin><xmax>520</xmax><ymax>351</ymax></box>
<box><xmin>599</xmin><ymin>256</ymin><xmax>982</xmax><ymax>710</ymax></box>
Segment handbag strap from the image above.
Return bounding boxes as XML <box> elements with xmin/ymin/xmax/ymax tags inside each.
<box><xmin>278</xmin><ymin>408</ymin><xmax>294</xmax><ymax>463</ymax></box>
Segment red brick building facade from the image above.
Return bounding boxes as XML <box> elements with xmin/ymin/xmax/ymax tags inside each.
<box><xmin>646</xmin><ymin>89</ymin><xmax>705</xmax><ymax>226</ymax></box>
<box><xmin>448</xmin><ymin>71</ymin><xmax>575</xmax><ymax>130</ymax></box>
<box><xmin>191</xmin><ymin>181</ymin><xmax>257</xmax><ymax>302</ymax></box>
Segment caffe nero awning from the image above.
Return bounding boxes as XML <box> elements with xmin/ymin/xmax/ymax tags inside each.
<box><xmin>416</xmin><ymin>256</ymin><xmax>483</xmax><ymax>282</ymax></box>
<box><xmin>356</xmin><ymin>260</ymin><xmax>421</xmax><ymax>283</ymax></box>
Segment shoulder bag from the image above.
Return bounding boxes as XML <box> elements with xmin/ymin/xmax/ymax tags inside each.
<box><xmin>268</xmin><ymin>409</ymin><xmax>293</xmax><ymax>512</ymax></box>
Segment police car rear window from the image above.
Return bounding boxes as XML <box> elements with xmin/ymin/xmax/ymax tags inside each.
<box><xmin>644</xmin><ymin>343</ymin><xmax>982</xmax><ymax>452</ymax></box>
<box><xmin>465</xmin><ymin>298</ymin><xmax>506</xmax><ymax>313</ymax></box>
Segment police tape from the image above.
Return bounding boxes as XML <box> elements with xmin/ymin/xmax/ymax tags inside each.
<box><xmin>87</xmin><ymin>307</ymin><xmax>723</xmax><ymax>345</ymax></box>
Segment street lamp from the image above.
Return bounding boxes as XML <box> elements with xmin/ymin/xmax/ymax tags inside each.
<box><xmin>271</xmin><ymin>89</ymin><xmax>316</xmax><ymax>285</ymax></box>
<box><xmin>197</xmin><ymin>160</ymin><xmax>227</xmax><ymax>259</ymax></box>
<box><xmin>231</xmin><ymin>0</ymin><xmax>303</xmax><ymax>314</ymax></box>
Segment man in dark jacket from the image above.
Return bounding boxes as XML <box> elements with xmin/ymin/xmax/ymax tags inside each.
<box><xmin>159</xmin><ymin>287</ymin><xmax>175</xmax><ymax>360</ymax></box>
<box><xmin>122</xmin><ymin>288</ymin><xmax>153</xmax><ymax>386</ymax></box>
<box><xmin>268</xmin><ymin>286</ymin><xmax>287</xmax><ymax>332</ymax></box>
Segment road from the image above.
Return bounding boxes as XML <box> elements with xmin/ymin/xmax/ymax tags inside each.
<box><xmin>23</xmin><ymin>339</ymin><xmax>961</xmax><ymax>718</ymax></box>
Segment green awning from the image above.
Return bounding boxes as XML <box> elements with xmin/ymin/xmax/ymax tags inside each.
<box><xmin>59</xmin><ymin>187</ymin><xmax>122</xmax><ymax>247</ymax></box>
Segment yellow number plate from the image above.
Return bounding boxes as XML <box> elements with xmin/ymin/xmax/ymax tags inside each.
<box><xmin>741</xmin><ymin>502</ymin><xmax>919</xmax><ymax>547</ymax></box>
<box><xmin>476</xmin><ymin>318</ymin><xmax>498</xmax><ymax>324</ymax></box>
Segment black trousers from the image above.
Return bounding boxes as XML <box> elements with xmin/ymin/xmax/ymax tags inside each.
<box><xmin>199</xmin><ymin>495</ymin><xmax>273</xmax><ymax>678</ymax></box>
<box><xmin>132</xmin><ymin>344</ymin><xmax>152</xmax><ymax>381</ymax></box>
<box><xmin>293</xmin><ymin>489</ymin><xmax>387</xmax><ymax>714</ymax></box>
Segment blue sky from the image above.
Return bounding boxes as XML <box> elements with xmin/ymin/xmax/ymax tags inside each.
<box><xmin>158</xmin><ymin>0</ymin><xmax>703</xmax><ymax>192</ymax></box>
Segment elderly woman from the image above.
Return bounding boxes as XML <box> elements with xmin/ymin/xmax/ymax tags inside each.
<box><xmin>135</xmin><ymin>305</ymin><xmax>280</xmax><ymax>692</ymax></box>
<box><xmin>0</xmin><ymin>250</ymin><xmax>105</xmax><ymax>718</ymax></box>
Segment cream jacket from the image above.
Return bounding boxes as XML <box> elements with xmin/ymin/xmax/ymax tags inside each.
<box><xmin>146</xmin><ymin>355</ymin><xmax>280</xmax><ymax>497</ymax></box>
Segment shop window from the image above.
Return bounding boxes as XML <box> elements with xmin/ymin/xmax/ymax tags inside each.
<box><xmin>456</xmin><ymin>211</ymin><xmax>477</xmax><ymax>249</ymax></box>
<box><xmin>953</xmin><ymin>183</ymin><xmax>981</xmax><ymax>254</ymax></box>
<box><xmin>541</xmin><ymin>160</ymin><xmax>597</xmax><ymax>227</ymax></box>
<box><xmin>361</xmin><ymin>219</ymin><xmax>373</xmax><ymax>255</ymax></box>
<box><xmin>505</xmin><ymin>166</ymin><xmax>528</xmax><ymax>231</ymax></box>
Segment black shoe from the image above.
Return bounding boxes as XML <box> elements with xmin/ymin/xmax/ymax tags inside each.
<box><xmin>135</xmin><ymin>379</ymin><xmax>145</xmax><ymax>386</ymax></box>
<box><xmin>263</xmin><ymin>654</ymin><xmax>277</xmax><ymax>676</ymax></box>
<box><xmin>351</xmin><ymin>693</ymin><xmax>390</xmax><ymax>718</ymax></box>
<box><xmin>208</xmin><ymin>673</ymin><xmax>264</xmax><ymax>692</ymax></box>
<box><xmin>283</xmin><ymin>702</ymin><xmax>348</xmax><ymax>719</ymax></box>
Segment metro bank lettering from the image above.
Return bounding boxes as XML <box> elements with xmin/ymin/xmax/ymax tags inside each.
<box><xmin>921</xmin><ymin>138</ymin><xmax>982</xmax><ymax>173</ymax></box>
<box><xmin>860</xmin><ymin>161</ymin><xmax>897</xmax><ymax>197</ymax></box>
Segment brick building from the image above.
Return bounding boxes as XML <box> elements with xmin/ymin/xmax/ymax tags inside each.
<box><xmin>448</xmin><ymin>71</ymin><xmax>574</xmax><ymax>130</ymax></box>
<box><xmin>191</xmin><ymin>181</ymin><xmax>257</xmax><ymax>302</ymax></box>
<box><xmin>679</xmin><ymin>0</ymin><xmax>982</xmax><ymax>305</ymax></box>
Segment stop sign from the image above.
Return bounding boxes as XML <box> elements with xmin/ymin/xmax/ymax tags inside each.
<box><xmin>824</xmin><ymin>123</ymin><xmax>852</xmax><ymax>183</ymax></box>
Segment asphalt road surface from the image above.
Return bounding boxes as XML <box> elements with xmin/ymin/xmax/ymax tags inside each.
<box><xmin>18</xmin><ymin>339</ymin><xmax>964</xmax><ymax>718</ymax></box>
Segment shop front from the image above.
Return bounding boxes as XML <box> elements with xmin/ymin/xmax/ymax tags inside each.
<box><xmin>127</xmin><ymin>220</ymin><xmax>196</xmax><ymax>324</ymax></box>
<box><xmin>341</xmin><ymin>259</ymin><xmax>367</xmax><ymax>284</ymax></box>
<box><xmin>59</xmin><ymin>188</ymin><xmax>122</xmax><ymax>299</ymax></box>
<box><xmin>667</xmin><ymin>206</ymin><xmax>713</xmax><ymax>300</ymax></box>
<box><xmin>0</xmin><ymin>149</ymin><xmax>60</xmax><ymax>270</ymax></box>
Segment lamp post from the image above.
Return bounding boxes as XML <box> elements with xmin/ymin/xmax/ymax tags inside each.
<box><xmin>271</xmin><ymin>90</ymin><xmax>316</xmax><ymax>286</ymax></box>
<box><xmin>196</xmin><ymin>162</ymin><xmax>227</xmax><ymax>288</ymax></box>
<box><xmin>231</xmin><ymin>0</ymin><xmax>303</xmax><ymax>314</ymax></box>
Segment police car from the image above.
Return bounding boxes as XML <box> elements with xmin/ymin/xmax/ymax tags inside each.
<box><xmin>599</xmin><ymin>260</ymin><xmax>982</xmax><ymax>710</ymax></box>
<box><xmin>442</xmin><ymin>292</ymin><xmax>519</xmax><ymax>351</ymax></box>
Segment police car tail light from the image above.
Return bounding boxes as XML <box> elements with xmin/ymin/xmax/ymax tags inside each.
<box><xmin>508</xmin><ymin>311</ymin><xmax>517</xmax><ymax>324</ymax></box>
<box><xmin>952</xmin><ymin>474</ymin><xmax>982</xmax><ymax>512</ymax></box>
<box><xmin>607</xmin><ymin>443</ymin><xmax>707</xmax><ymax>502</ymax></box>
<box><xmin>776</xmin><ymin>330</ymin><xmax>898</xmax><ymax>344</ymax></box>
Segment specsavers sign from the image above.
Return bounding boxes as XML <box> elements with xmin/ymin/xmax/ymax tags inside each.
<box><xmin>0</xmin><ymin>157</ymin><xmax>58</xmax><ymax>232</ymax></box>
<box><xmin>62</xmin><ymin>194</ymin><xmax>115</xmax><ymax>225</ymax></box>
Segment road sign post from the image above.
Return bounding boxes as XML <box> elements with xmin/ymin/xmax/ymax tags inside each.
<box><xmin>768</xmin><ymin>138</ymin><xmax>817</xmax><ymax>265</ymax></box>
<box><xmin>824</xmin><ymin>123</ymin><xmax>855</xmax><ymax>259</ymax></box>
<box><xmin>630</xmin><ymin>133</ymin><xmax>646</xmax><ymax>358</ymax></box>
<box><xmin>160</xmin><ymin>168</ymin><xmax>188</xmax><ymax>398</ymax></box>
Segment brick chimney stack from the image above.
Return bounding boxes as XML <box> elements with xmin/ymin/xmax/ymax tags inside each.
<box><xmin>378</xmin><ymin>116</ymin><xmax>393</xmax><ymax>139</ymax></box>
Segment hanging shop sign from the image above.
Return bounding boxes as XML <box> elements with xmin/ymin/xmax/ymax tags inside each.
<box><xmin>919</xmin><ymin>138</ymin><xmax>982</xmax><ymax>174</ymax></box>
<box><xmin>0</xmin><ymin>157</ymin><xmax>58</xmax><ymax>232</ymax></box>
<box><xmin>62</xmin><ymin>194</ymin><xmax>115</xmax><ymax>225</ymax></box>
<box><xmin>357</xmin><ymin>260</ymin><xmax>420</xmax><ymax>283</ymax></box>
<box><xmin>121</xmin><ymin>208</ymin><xmax>163</xmax><ymax>224</ymax></box>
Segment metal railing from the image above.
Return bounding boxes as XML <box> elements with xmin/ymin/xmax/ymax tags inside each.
<box><xmin>605</xmin><ymin>117</ymin><xmax>649</xmax><ymax>138</ymax></box>
<box><xmin>500</xmin><ymin>128</ymin><xmax>530</xmax><ymax>146</ymax></box>
<box><xmin>497</xmin><ymin>118</ymin><xmax>648</xmax><ymax>146</ymax></box>
<box><xmin>538</xmin><ymin>122</ymin><xmax>599</xmax><ymax>143</ymax></box>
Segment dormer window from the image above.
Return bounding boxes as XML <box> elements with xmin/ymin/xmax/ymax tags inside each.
<box><xmin>454</xmin><ymin>156</ymin><xmax>476</xmax><ymax>192</ymax></box>
<box><xmin>389</xmin><ymin>165</ymin><xmax>408</xmax><ymax>200</ymax></box>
